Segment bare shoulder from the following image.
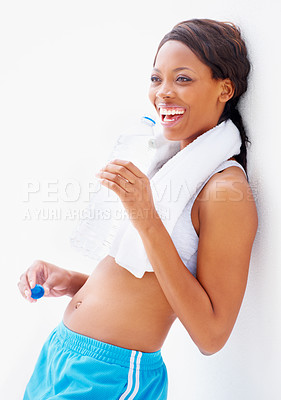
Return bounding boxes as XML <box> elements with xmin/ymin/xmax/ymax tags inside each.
<box><xmin>198</xmin><ymin>165</ymin><xmax>255</xmax><ymax>205</ymax></box>
<box><xmin>194</xmin><ymin>165</ymin><xmax>258</xmax><ymax>239</ymax></box>
<box><xmin>198</xmin><ymin>164</ymin><xmax>258</xmax><ymax>248</ymax></box>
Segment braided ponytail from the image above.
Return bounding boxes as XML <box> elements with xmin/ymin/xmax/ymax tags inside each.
<box><xmin>219</xmin><ymin>100</ymin><xmax>251</xmax><ymax>181</ymax></box>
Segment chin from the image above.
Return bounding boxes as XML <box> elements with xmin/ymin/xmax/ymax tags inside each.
<box><xmin>162</xmin><ymin>129</ymin><xmax>181</xmax><ymax>141</ymax></box>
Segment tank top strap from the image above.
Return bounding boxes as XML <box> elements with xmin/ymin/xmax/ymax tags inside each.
<box><xmin>187</xmin><ymin>159</ymin><xmax>247</xmax><ymax>210</ymax></box>
<box><xmin>212</xmin><ymin>159</ymin><xmax>246</xmax><ymax>177</ymax></box>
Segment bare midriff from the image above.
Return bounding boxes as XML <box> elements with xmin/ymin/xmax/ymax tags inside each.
<box><xmin>63</xmin><ymin>159</ymin><xmax>240</xmax><ymax>353</ymax></box>
<box><xmin>63</xmin><ymin>255</ymin><xmax>177</xmax><ymax>352</ymax></box>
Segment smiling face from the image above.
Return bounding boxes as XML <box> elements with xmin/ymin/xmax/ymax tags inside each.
<box><xmin>149</xmin><ymin>40</ymin><xmax>234</xmax><ymax>149</ymax></box>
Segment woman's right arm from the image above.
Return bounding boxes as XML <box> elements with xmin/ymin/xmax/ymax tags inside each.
<box><xmin>18</xmin><ymin>259</ymin><xmax>89</xmax><ymax>303</ymax></box>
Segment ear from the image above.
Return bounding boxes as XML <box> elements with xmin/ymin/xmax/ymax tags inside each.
<box><xmin>218</xmin><ymin>79</ymin><xmax>235</xmax><ymax>103</ymax></box>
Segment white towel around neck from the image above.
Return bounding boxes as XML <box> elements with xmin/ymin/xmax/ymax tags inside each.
<box><xmin>112</xmin><ymin>119</ymin><xmax>242</xmax><ymax>278</ymax></box>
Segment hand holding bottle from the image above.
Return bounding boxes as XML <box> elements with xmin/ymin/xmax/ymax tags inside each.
<box><xmin>95</xmin><ymin>159</ymin><xmax>159</xmax><ymax>232</ymax></box>
<box><xmin>69</xmin><ymin>116</ymin><xmax>157</xmax><ymax>261</ymax></box>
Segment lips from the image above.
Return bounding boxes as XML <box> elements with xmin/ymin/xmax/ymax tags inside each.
<box><xmin>158</xmin><ymin>104</ymin><xmax>186</xmax><ymax>127</ymax></box>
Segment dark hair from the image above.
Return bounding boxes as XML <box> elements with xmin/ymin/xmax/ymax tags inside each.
<box><xmin>154</xmin><ymin>19</ymin><xmax>251</xmax><ymax>179</ymax></box>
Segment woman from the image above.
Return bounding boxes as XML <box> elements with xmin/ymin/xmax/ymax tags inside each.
<box><xmin>19</xmin><ymin>19</ymin><xmax>258</xmax><ymax>399</ymax></box>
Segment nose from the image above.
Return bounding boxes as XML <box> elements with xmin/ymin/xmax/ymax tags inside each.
<box><xmin>156</xmin><ymin>81</ymin><xmax>175</xmax><ymax>100</ymax></box>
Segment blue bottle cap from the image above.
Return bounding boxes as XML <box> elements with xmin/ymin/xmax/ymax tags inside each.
<box><xmin>31</xmin><ymin>284</ymin><xmax>45</xmax><ymax>299</ymax></box>
<box><xmin>142</xmin><ymin>116</ymin><xmax>156</xmax><ymax>125</ymax></box>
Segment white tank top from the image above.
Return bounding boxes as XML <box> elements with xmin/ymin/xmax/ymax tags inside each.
<box><xmin>109</xmin><ymin>159</ymin><xmax>246</xmax><ymax>277</ymax></box>
<box><xmin>170</xmin><ymin>159</ymin><xmax>247</xmax><ymax>277</ymax></box>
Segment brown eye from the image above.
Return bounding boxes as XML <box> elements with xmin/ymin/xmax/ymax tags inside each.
<box><xmin>151</xmin><ymin>75</ymin><xmax>161</xmax><ymax>83</ymax></box>
<box><xmin>176</xmin><ymin>76</ymin><xmax>192</xmax><ymax>82</ymax></box>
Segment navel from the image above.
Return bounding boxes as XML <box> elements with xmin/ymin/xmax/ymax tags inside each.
<box><xmin>75</xmin><ymin>301</ymin><xmax>82</xmax><ymax>309</ymax></box>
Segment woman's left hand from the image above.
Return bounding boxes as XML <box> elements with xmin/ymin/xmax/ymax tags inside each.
<box><xmin>95</xmin><ymin>159</ymin><xmax>158</xmax><ymax>232</ymax></box>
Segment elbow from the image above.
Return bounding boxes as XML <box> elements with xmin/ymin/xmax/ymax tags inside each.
<box><xmin>197</xmin><ymin>334</ymin><xmax>228</xmax><ymax>356</ymax></box>
<box><xmin>199</xmin><ymin>347</ymin><xmax>221</xmax><ymax>356</ymax></box>
<box><xmin>198</xmin><ymin>344</ymin><xmax>225</xmax><ymax>356</ymax></box>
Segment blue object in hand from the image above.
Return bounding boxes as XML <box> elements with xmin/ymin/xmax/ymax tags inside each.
<box><xmin>31</xmin><ymin>284</ymin><xmax>45</xmax><ymax>299</ymax></box>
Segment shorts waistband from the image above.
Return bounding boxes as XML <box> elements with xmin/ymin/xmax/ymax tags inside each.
<box><xmin>55</xmin><ymin>322</ymin><xmax>164</xmax><ymax>371</ymax></box>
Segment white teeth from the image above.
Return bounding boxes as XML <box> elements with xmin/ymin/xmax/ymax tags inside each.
<box><xmin>159</xmin><ymin>108</ymin><xmax>185</xmax><ymax>116</ymax></box>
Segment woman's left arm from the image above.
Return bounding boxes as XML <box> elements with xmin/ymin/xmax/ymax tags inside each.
<box><xmin>140</xmin><ymin>172</ymin><xmax>258</xmax><ymax>355</ymax></box>
<box><xmin>96</xmin><ymin>160</ymin><xmax>258</xmax><ymax>355</ymax></box>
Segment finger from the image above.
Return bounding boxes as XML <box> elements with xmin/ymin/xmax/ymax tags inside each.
<box><xmin>17</xmin><ymin>277</ymin><xmax>37</xmax><ymax>303</ymax></box>
<box><xmin>99</xmin><ymin>178</ymin><xmax>125</xmax><ymax>198</ymax></box>
<box><xmin>42</xmin><ymin>283</ymin><xmax>50</xmax><ymax>296</ymax></box>
<box><xmin>108</xmin><ymin>159</ymin><xmax>146</xmax><ymax>178</ymax></box>
<box><xmin>101</xmin><ymin>163</ymin><xmax>137</xmax><ymax>184</ymax></box>
<box><xmin>27</xmin><ymin>268</ymin><xmax>37</xmax><ymax>289</ymax></box>
<box><xmin>27</xmin><ymin>297</ymin><xmax>37</xmax><ymax>304</ymax></box>
<box><xmin>42</xmin><ymin>275</ymin><xmax>58</xmax><ymax>296</ymax></box>
<box><xmin>96</xmin><ymin>171</ymin><xmax>131</xmax><ymax>193</ymax></box>
<box><xmin>26</xmin><ymin>259</ymin><xmax>46</xmax><ymax>289</ymax></box>
<box><xmin>18</xmin><ymin>272</ymin><xmax>31</xmax><ymax>296</ymax></box>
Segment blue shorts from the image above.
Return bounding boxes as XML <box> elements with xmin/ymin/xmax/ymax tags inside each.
<box><xmin>23</xmin><ymin>321</ymin><xmax>168</xmax><ymax>399</ymax></box>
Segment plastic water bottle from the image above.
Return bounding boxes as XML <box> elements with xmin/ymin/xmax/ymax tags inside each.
<box><xmin>109</xmin><ymin>116</ymin><xmax>156</xmax><ymax>173</ymax></box>
<box><xmin>70</xmin><ymin>116</ymin><xmax>156</xmax><ymax>261</ymax></box>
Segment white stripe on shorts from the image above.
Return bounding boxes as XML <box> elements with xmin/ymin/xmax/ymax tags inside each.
<box><xmin>119</xmin><ymin>351</ymin><xmax>136</xmax><ymax>400</ymax></box>
<box><xmin>128</xmin><ymin>351</ymin><xmax>142</xmax><ymax>399</ymax></box>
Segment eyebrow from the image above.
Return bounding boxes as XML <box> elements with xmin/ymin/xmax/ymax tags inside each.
<box><xmin>152</xmin><ymin>67</ymin><xmax>196</xmax><ymax>73</ymax></box>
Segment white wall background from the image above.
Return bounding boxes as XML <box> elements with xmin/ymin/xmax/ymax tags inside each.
<box><xmin>0</xmin><ymin>0</ymin><xmax>280</xmax><ymax>399</ymax></box>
